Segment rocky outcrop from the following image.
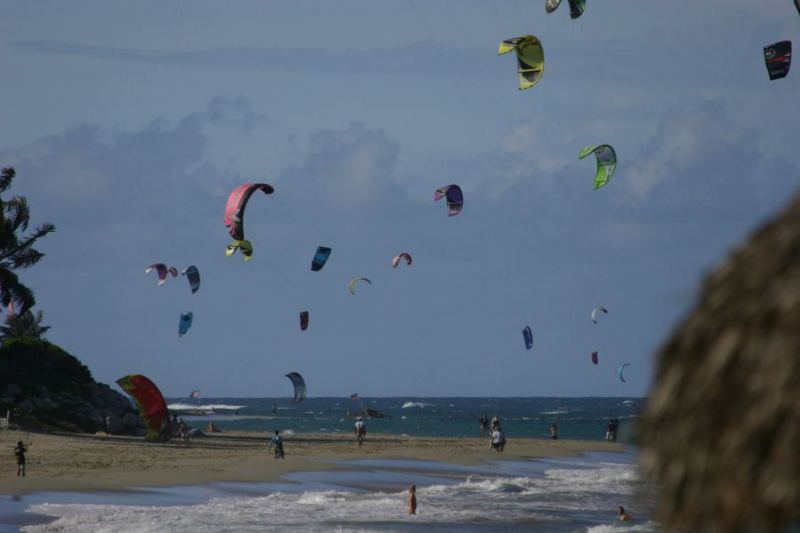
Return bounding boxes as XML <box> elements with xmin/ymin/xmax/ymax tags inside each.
<box><xmin>0</xmin><ymin>338</ymin><xmax>143</xmax><ymax>434</ymax></box>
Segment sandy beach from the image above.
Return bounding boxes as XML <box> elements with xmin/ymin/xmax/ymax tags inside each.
<box><xmin>0</xmin><ymin>429</ymin><xmax>623</xmax><ymax>495</ymax></box>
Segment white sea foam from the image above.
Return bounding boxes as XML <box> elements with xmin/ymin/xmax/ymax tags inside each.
<box><xmin>401</xmin><ymin>401</ymin><xmax>435</xmax><ymax>408</ymax></box>
<box><xmin>166</xmin><ymin>403</ymin><xmax>247</xmax><ymax>411</ymax></box>
<box><xmin>23</xmin><ymin>461</ymin><xmax>644</xmax><ymax>532</ymax></box>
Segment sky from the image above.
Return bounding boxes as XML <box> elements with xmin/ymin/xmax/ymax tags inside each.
<box><xmin>1</xmin><ymin>0</ymin><xmax>798</xmax><ymax>398</ymax></box>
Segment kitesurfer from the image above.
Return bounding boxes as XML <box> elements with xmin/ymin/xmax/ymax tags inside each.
<box><xmin>618</xmin><ymin>506</ymin><xmax>633</xmax><ymax>521</ymax></box>
<box><xmin>479</xmin><ymin>414</ymin><xmax>489</xmax><ymax>437</ymax></box>
<box><xmin>269</xmin><ymin>430</ymin><xmax>285</xmax><ymax>459</ymax></box>
<box><xmin>549</xmin><ymin>423</ymin><xmax>559</xmax><ymax>440</ymax></box>
<box><xmin>14</xmin><ymin>440</ymin><xmax>27</xmax><ymax>477</ymax></box>
<box><xmin>408</xmin><ymin>485</ymin><xmax>417</xmax><ymax>515</ymax></box>
<box><xmin>354</xmin><ymin>417</ymin><xmax>366</xmax><ymax>446</ymax></box>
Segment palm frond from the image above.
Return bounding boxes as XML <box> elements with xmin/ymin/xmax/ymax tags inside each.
<box><xmin>0</xmin><ymin>168</ymin><xmax>15</xmax><ymax>194</ymax></box>
<box><xmin>4</xmin><ymin>196</ymin><xmax>30</xmax><ymax>233</ymax></box>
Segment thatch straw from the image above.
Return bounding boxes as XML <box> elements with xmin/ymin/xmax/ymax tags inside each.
<box><xmin>641</xmin><ymin>195</ymin><xmax>800</xmax><ymax>532</ymax></box>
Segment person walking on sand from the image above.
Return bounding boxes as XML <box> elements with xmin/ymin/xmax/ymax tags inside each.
<box><xmin>269</xmin><ymin>430</ymin><xmax>285</xmax><ymax>459</ymax></box>
<box><xmin>408</xmin><ymin>485</ymin><xmax>417</xmax><ymax>515</ymax></box>
<box><xmin>618</xmin><ymin>506</ymin><xmax>632</xmax><ymax>521</ymax></box>
<box><xmin>549</xmin><ymin>423</ymin><xmax>559</xmax><ymax>440</ymax></box>
<box><xmin>14</xmin><ymin>440</ymin><xmax>27</xmax><ymax>477</ymax></box>
<box><xmin>354</xmin><ymin>417</ymin><xmax>366</xmax><ymax>446</ymax></box>
<box><xmin>490</xmin><ymin>427</ymin><xmax>505</xmax><ymax>452</ymax></box>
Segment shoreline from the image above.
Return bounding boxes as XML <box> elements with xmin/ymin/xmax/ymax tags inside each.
<box><xmin>0</xmin><ymin>429</ymin><xmax>625</xmax><ymax>495</ymax></box>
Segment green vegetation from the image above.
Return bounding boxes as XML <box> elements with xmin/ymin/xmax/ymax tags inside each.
<box><xmin>0</xmin><ymin>167</ymin><xmax>55</xmax><ymax>315</ymax></box>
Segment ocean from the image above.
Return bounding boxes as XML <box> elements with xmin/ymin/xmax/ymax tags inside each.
<box><xmin>166</xmin><ymin>396</ymin><xmax>643</xmax><ymax>443</ymax></box>
<box><xmin>0</xmin><ymin>397</ymin><xmax>659</xmax><ymax>532</ymax></box>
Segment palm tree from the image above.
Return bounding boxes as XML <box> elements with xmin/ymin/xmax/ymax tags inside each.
<box><xmin>0</xmin><ymin>309</ymin><xmax>50</xmax><ymax>339</ymax></box>
<box><xmin>0</xmin><ymin>167</ymin><xmax>55</xmax><ymax>314</ymax></box>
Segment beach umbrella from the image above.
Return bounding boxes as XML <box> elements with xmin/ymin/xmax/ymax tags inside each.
<box><xmin>640</xmin><ymin>194</ymin><xmax>800</xmax><ymax>531</ymax></box>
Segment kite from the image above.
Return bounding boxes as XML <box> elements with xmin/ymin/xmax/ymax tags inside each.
<box><xmin>579</xmin><ymin>145</ymin><xmax>617</xmax><ymax>189</ymax></box>
<box><xmin>545</xmin><ymin>0</ymin><xmax>561</xmax><ymax>12</ymax></box>
<box><xmin>300</xmin><ymin>311</ymin><xmax>309</xmax><ymax>331</ymax></box>
<box><xmin>523</xmin><ymin>326</ymin><xmax>533</xmax><ymax>350</ymax></box>
<box><xmin>311</xmin><ymin>246</ymin><xmax>332</xmax><ymax>271</ymax></box>
<box><xmin>434</xmin><ymin>185</ymin><xmax>464</xmax><ymax>217</ymax></box>
<box><xmin>617</xmin><ymin>363</ymin><xmax>631</xmax><ymax>383</ymax></box>
<box><xmin>591</xmin><ymin>351</ymin><xmax>599</xmax><ymax>365</ymax></box>
<box><xmin>224</xmin><ymin>183</ymin><xmax>274</xmax><ymax>261</ymax></box>
<box><xmin>591</xmin><ymin>306</ymin><xmax>608</xmax><ymax>324</ymax></box>
<box><xmin>179</xmin><ymin>312</ymin><xmax>193</xmax><ymax>337</ymax></box>
<box><xmin>763</xmin><ymin>41</ymin><xmax>792</xmax><ymax>80</ymax></box>
<box><xmin>116</xmin><ymin>374</ymin><xmax>171</xmax><ymax>442</ymax></box>
<box><xmin>285</xmin><ymin>372</ymin><xmax>306</xmax><ymax>403</ymax></box>
<box><xmin>545</xmin><ymin>0</ymin><xmax>585</xmax><ymax>18</ymax></box>
<box><xmin>498</xmin><ymin>35</ymin><xmax>545</xmax><ymax>90</ymax></box>
<box><xmin>392</xmin><ymin>253</ymin><xmax>413</xmax><ymax>268</ymax></box>
<box><xmin>181</xmin><ymin>266</ymin><xmax>200</xmax><ymax>294</ymax></box>
<box><xmin>145</xmin><ymin>264</ymin><xmax>178</xmax><ymax>286</ymax></box>
<box><xmin>348</xmin><ymin>277</ymin><xmax>372</xmax><ymax>295</ymax></box>
<box><xmin>796</xmin><ymin>0</ymin><xmax>800</xmax><ymax>16</ymax></box>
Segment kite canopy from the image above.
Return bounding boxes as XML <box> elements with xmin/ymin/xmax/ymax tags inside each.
<box><xmin>182</xmin><ymin>266</ymin><xmax>200</xmax><ymax>294</ymax></box>
<box><xmin>545</xmin><ymin>0</ymin><xmax>585</xmax><ymax>18</ymax></box>
<box><xmin>300</xmin><ymin>310</ymin><xmax>309</xmax><ymax>331</ymax></box>
<box><xmin>591</xmin><ymin>351</ymin><xmax>599</xmax><ymax>365</ymax></box>
<box><xmin>145</xmin><ymin>264</ymin><xmax>178</xmax><ymax>286</ymax></box>
<box><xmin>545</xmin><ymin>0</ymin><xmax>562</xmax><ymax>12</ymax></box>
<box><xmin>392</xmin><ymin>253</ymin><xmax>413</xmax><ymax>268</ymax></box>
<box><xmin>179</xmin><ymin>312</ymin><xmax>193</xmax><ymax>337</ymax></box>
<box><xmin>498</xmin><ymin>35</ymin><xmax>544</xmax><ymax>90</ymax></box>
<box><xmin>591</xmin><ymin>306</ymin><xmax>608</xmax><ymax>324</ymax></box>
<box><xmin>434</xmin><ymin>185</ymin><xmax>464</xmax><ymax>216</ymax></box>
<box><xmin>523</xmin><ymin>326</ymin><xmax>533</xmax><ymax>350</ymax></box>
<box><xmin>579</xmin><ymin>145</ymin><xmax>617</xmax><ymax>189</ymax></box>
<box><xmin>348</xmin><ymin>277</ymin><xmax>372</xmax><ymax>295</ymax></box>
<box><xmin>763</xmin><ymin>41</ymin><xmax>792</xmax><ymax>80</ymax></box>
<box><xmin>311</xmin><ymin>246</ymin><xmax>332</xmax><ymax>272</ymax></box>
<box><xmin>223</xmin><ymin>183</ymin><xmax>274</xmax><ymax>261</ymax></box>
<box><xmin>796</xmin><ymin>0</ymin><xmax>800</xmax><ymax>16</ymax></box>
<box><xmin>285</xmin><ymin>372</ymin><xmax>306</xmax><ymax>403</ymax></box>
<box><xmin>617</xmin><ymin>363</ymin><xmax>631</xmax><ymax>383</ymax></box>
<box><xmin>116</xmin><ymin>374</ymin><xmax>171</xmax><ymax>442</ymax></box>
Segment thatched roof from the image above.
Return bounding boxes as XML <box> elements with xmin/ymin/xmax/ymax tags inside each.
<box><xmin>641</xmin><ymin>195</ymin><xmax>800</xmax><ymax>532</ymax></box>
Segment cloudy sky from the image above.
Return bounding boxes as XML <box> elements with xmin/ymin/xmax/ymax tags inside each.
<box><xmin>1</xmin><ymin>0</ymin><xmax>797</xmax><ymax>398</ymax></box>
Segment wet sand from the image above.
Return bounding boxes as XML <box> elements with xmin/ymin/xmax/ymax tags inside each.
<box><xmin>0</xmin><ymin>430</ymin><xmax>623</xmax><ymax>494</ymax></box>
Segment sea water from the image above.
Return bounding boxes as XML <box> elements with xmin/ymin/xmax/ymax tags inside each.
<box><xmin>0</xmin><ymin>398</ymin><xmax>657</xmax><ymax>532</ymax></box>
<box><xmin>7</xmin><ymin>452</ymin><xmax>658</xmax><ymax>532</ymax></box>
<box><xmin>167</xmin><ymin>396</ymin><xmax>643</xmax><ymax>443</ymax></box>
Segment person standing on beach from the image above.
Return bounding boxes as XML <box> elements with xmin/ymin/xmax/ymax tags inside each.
<box><xmin>408</xmin><ymin>485</ymin><xmax>417</xmax><ymax>515</ymax></box>
<box><xmin>14</xmin><ymin>440</ymin><xmax>27</xmax><ymax>477</ymax></box>
<box><xmin>354</xmin><ymin>417</ymin><xmax>366</xmax><ymax>446</ymax></box>
<box><xmin>549</xmin><ymin>423</ymin><xmax>559</xmax><ymax>440</ymax></box>
<box><xmin>269</xmin><ymin>430</ymin><xmax>285</xmax><ymax>459</ymax></box>
<box><xmin>479</xmin><ymin>414</ymin><xmax>489</xmax><ymax>437</ymax></box>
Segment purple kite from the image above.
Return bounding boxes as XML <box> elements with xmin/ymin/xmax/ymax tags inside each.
<box><xmin>145</xmin><ymin>263</ymin><xmax>178</xmax><ymax>286</ymax></box>
<box><xmin>434</xmin><ymin>185</ymin><xmax>464</xmax><ymax>217</ymax></box>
